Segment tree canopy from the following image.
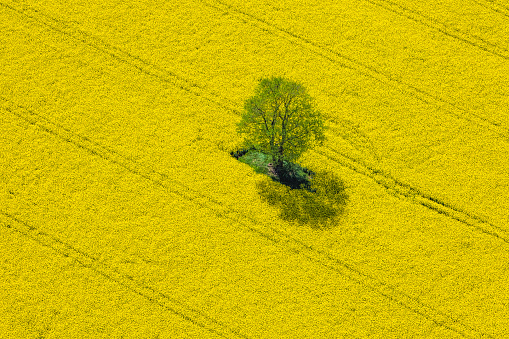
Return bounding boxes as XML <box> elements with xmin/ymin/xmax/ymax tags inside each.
<box><xmin>236</xmin><ymin>76</ymin><xmax>327</xmax><ymax>172</ymax></box>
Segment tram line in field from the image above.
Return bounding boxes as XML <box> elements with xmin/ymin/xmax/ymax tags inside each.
<box><xmin>1</xmin><ymin>2</ymin><xmax>504</xmax><ymax>337</ymax></box>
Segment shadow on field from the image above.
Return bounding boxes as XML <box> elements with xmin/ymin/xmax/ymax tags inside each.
<box><xmin>255</xmin><ymin>170</ymin><xmax>349</xmax><ymax>229</ymax></box>
<box><xmin>231</xmin><ymin>148</ymin><xmax>349</xmax><ymax>229</ymax></box>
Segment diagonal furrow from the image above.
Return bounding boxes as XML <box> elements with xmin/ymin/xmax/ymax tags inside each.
<box><xmin>199</xmin><ymin>0</ymin><xmax>509</xmax><ymax>141</ymax></box>
<box><xmin>1</xmin><ymin>69</ymin><xmax>494</xmax><ymax>339</ymax></box>
<box><xmin>0</xmin><ymin>106</ymin><xmax>488</xmax><ymax>337</ymax></box>
<box><xmin>0</xmin><ymin>1</ymin><xmax>237</xmax><ymax>114</ymax></box>
<box><xmin>4</xmin><ymin>0</ymin><xmax>507</xmax><ymax>144</ymax></box>
<box><xmin>1</xmin><ymin>98</ymin><xmax>194</xmax><ymax>201</ymax></box>
<box><xmin>485</xmin><ymin>0</ymin><xmax>509</xmax><ymax>12</ymax></box>
<box><xmin>4</xmin><ymin>0</ymin><xmax>505</xmax><ymax>272</ymax></box>
<box><xmin>314</xmin><ymin>147</ymin><xmax>509</xmax><ymax>244</ymax></box>
<box><xmin>0</xmin><ymin>0</ymin><xmax>377</xmax><ymax>156</ymax></box>
<box><xmin>365</xmin><ymin>0</ymin><xmax>509</xmax><ymax>57</ymax></box>
<box><xmin>0</xmin><ymin>212</ymin><xmax>249</xmax><ymax>339</ymax></box>
<box><xmin>2</xmin><ymin>93</ymin><xmax>491</xmax><ymax>338</ymax></box>
<box><xmin>0</xmin><ymin>3</ymin><xmax>502</xmax><ymax>336</ymax></box>
<box><xmin>471</xmin><ymin>0</ymin><xmax>509</xmax><ymax>18</ymax></box>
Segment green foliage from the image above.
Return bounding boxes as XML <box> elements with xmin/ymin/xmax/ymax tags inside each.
<box><xmin>235</xmin><ymin>148</ymin><xmax>315</xmax><ymax>189</ymax></box>
<box><xmin>235</xmin><ymin>77</ymin><xmax>347</xmax><ymax>228</ymax></box>
<box><xmin>256</xmin><ymin>170</ymin><xmax>348</xmax><ymax>228</ymax></box>
<box><xmin>238</xmin><ymin>149</ymin><xmax>273</xmax><ymax>176</ymax></box>
<box><xmin>237</xmin><ymin>76</ymin><xmax>327</xmax><ymax>169</ymax></box>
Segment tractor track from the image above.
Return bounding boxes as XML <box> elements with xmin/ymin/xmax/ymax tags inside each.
<box><xmin>1</xmin><ymin>2</ymin><xmax>378</xmax><ymax>162</ymax></box>
<box><xmin>0</xmin><ymin>212</ymin><xmax>248</xmax><ymax>339</ymax></box>
<box><xmin>472</xmin><ymin>0</ymin><xmax>509</xmax><ymax>17</ymax></box>
<box><xmin>363</xmin><ymin>0</ymin><xmax>509</xmax><ymax>57</ymax></box>
<box><xmin>1</xmin><ymin>94</ymin><xmax>489</xmax><ymax>338</ymax></box>
<box><xmin>0</xmin><ymin>2</ymin><xmax>236</xmax><ymax>116</ymax></box>
<box><xmin>199</xmin><ymin>0</ymin><xmax>509</xmax><ymax>141</ymax></box>
<box><xmin>3</xmin><ymin>0</ymin><xmax>508</xmax><ymax>140</ymax></box>
<box><xmin>1</xmin><ymin>98</ymin><xmax>254</xmax><ymax>339</ymax></box>
<box><xmin>0</xmin><ymin>2</ymin><xmax>503</xmax><ymax>337</ymax></box>
<box><xmin>314</xmin><ymin>147</ymin><xmax>509</xmax><ymax>244</ymax></box>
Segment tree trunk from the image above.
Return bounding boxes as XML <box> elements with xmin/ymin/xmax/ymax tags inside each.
<box><xmin>274</xmin><ymin>150</ymin><xmax>287</xmax><ymax>183</ymax></box>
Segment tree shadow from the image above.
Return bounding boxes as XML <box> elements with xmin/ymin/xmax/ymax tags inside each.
<box><xmin>255</xmin><ymin>169</ymin><xmax>349</xmax><ymax>229</ymax></box>
<box><xmin>270</xmin><ymin>160</ymin><xmax>316</xmax><ymax>191</ymax></box>
<box><xmin>230</xmin><ymin>147</ymin><xmax>349</xmax><ymax>228</ymax></box>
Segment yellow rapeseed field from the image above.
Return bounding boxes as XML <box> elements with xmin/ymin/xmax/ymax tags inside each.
<box><xmin>1</xmin><ymin>0</ymin><xmax>508</xmax><ymax>337</ymax></box>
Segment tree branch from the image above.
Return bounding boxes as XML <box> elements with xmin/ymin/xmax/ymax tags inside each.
<box><xmin>255</xmin><ymin>105</ymin><xmax>271</xmax><ymax>135</ymax></box>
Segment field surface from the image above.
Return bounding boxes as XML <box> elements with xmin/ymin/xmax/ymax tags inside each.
<box><xmin>1</xmin><ymin>0</ymin><xmax>508</xmax><ymax>337</ymax></box>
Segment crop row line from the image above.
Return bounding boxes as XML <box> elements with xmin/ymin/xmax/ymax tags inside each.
<box><xmin>223</xmin><ymin>95</ymin><xmax>508</xmax><ymax>246</ymax></box>
<box><xmin>2</xmin><ymin>94</ymin><xmax>486</xmax><ymax>337</ymax></box>
<box><xmin>315</xmin><ymin>147</ymin><xmax>509</xmax><ymax>244</ymax></box>
<box><xmin>365</xmin><ymin>0</ymin><xmax>509</xmax><ymax>57</ymax></box>
<box><xmin>191</xmin><ymin>0</ymin><xmax>508</xmax><ymax>245</ymax></box>
<box><xmin>0</xmin><ymin>1</ymin><xmax>238</xmax><ymax>114</ymax></box>
<box><xmin>474</xmin><ymin>0</ymin><xmax>509</xmax><ymax>17</ymax></box>
<box><xmin>0</xmin><ymin>95</ymin><xmax>403</xmax><ymax>338</ymax></box>
<box><xmin>6</xmin><ymin>0</ymin><xmax>508</xmax><ymax>147</ymax></box>
<box><xmin>0</xmin><ymin>212</ymin><xmax>247</xmax><ymax>339</ymax></box>
<box><xmin>1</xmin><ymin>3</ymin><xmax>496</xmax><ymax>336</ymax></box>
<box><xmin>225</xmin><ymin>96</ymin><xmax>508</xmax><ymax>245</ymax></box>
<box><xmin>0</xmin><ymin>97</ymin><xmax>187</xmax><ymax>199</ymax></box>
<box><xmin>1</xmin><ymin>90</ymin><xmax>487</xmax><ymax>339</ymax></box>
<box><xmin>195</xmin><ymin>0</ymin><xmax>509</xmax><ymax>241</ymax></box>
<box><xmin>0</xmin><ymin>98</ymin><xmax>253</xmax><ymax>337</ymax></box>
<box><xmin>1</xmin><ymin>1</ymin><xmax>377</xmax><ymax>158</ymax></box>
<box><xmin>200</xmin><ymin>0</ymin><xmax>509</xmax><ymax>141</ymax></box>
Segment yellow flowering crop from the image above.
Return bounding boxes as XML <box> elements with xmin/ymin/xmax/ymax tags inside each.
<box><xmin>1</xmin><ymin>0</ymin><xmax>508</xmax><ymax>337</ymax></box>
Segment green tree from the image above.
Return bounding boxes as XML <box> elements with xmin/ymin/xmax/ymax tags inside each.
<box><xmin>236</xmin><ymin>76</ymin><xmax>327</xmax><ymax>174</ymax></box>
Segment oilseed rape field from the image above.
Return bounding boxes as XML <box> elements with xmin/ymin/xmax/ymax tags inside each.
<box><xmin>1</xmin><ymin>0</ymin><xmax>508</xmax><ymax>337</ymax></box>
